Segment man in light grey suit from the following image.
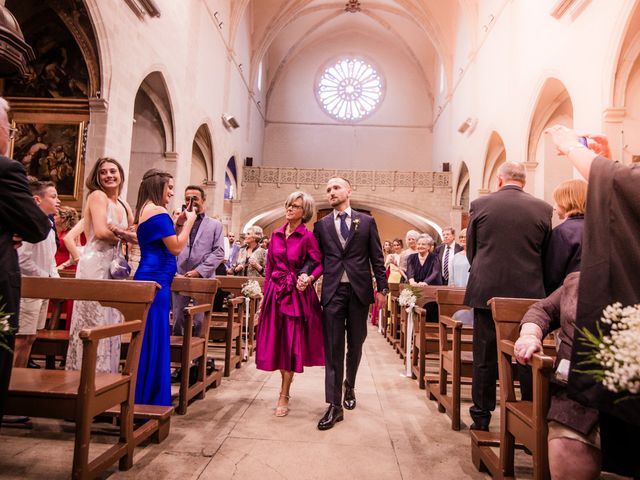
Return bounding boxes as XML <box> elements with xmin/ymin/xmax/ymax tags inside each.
<box><xmin>172</xmin><ymin>185</ymin><xmax>225</xmax><ymax>336</ymax></box>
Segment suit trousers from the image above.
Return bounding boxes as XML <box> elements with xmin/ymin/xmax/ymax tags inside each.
<box><xmin>470</xmin><ymin>307</ymin><xmax>498</xmax><ymax>426</ymax></box>
<box><xmin>323</xmin><ymin>283</ymin><xmax>369</xmax><ymax>405</ymax></box>
<box><xmin>0</xmin><ymin>335</ymin><xmax>15</xmax><ymax>423</ymax></box>
<box><xmin>171</xmin><ymin>293</ymin><xmax>204</xmax><ymax>337</ymax></box>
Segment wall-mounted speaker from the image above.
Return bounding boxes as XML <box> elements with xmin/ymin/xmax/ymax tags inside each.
<box><xmin>442</xmin><ymin>162</ymin><xmax>450</xmax><ymax>172</ymax></box>
<box><xmin>245</xmin><ymin>157</ymin><xmax>253</xmax><ymax>167</ymax></box>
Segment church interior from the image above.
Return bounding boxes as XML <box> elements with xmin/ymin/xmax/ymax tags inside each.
<box><xmin>0</xmin><ymin>0</ymin><xmax>639</xmax><ymax>478</ymax></box>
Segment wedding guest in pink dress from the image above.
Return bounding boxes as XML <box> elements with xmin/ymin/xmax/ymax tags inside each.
<box><xmin>255</xmin><ymin>191</ymin><xmax>324</xmax><ymax>417</ymax></box>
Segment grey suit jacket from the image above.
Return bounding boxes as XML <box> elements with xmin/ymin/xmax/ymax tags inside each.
<box><xmin>176</xmin><ymin>216</ymin><xmax>225</xmax><ymax>278</ymax></box>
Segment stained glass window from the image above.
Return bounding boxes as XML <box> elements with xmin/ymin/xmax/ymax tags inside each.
<box><xmin>317</xmin><ymin>58</ymin><xmax>383</xmax><ymax>121</ymax></box>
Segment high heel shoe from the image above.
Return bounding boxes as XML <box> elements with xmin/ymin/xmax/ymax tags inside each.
<box><xmin>275</xmin><ymin>392</ymin><xmax>290</xmax><ymax>417</ymax></box>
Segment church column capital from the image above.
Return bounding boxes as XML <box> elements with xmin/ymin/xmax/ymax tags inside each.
<box><xmin>602</xmin><ymin>107</ymin><xmax>626</xmax><ymax>123</ymax></box>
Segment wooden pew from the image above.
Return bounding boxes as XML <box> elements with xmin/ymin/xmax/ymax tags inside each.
<box><xmin>169</xmin><ymin>277</ymin><xmax>221</xmax><ymax>415</ymax></box>
<box><xmin>210</xmin><ymin>296</ymin><xmax>245</xmax><ymax>376</ymax></box>
<box><xmin>470</xmin><ymin>297</ymin><xmax>554</xmax><ymax>480</ymax></box>
<box><xmin>7</xmin><ymin>277</ymin><xmax>159</xmax><ymax>480</ymax></box>
<box><xmin>426</xmin><ymin>288</ymin><xmax>472</xmax><ymax>430</ymax></box>
<box><xmin>408</xmin><ymin>285</ymin><xmax>446</xmax><ymax>386</ymax></box>
<box><xmin>386</xmin><ymin>283</ymin><xmax>401</xmax><ymax>347</ymax></box>
<box><xmin>214</xmin><ymin>276</ymin><xmax>263</xmax><ymax>357</ymax></box>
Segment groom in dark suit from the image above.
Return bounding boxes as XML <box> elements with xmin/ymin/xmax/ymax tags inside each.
<box><xmin>312</xmin><ymin>177</ymin><xmax>388</xmax><ymax>430</ymax></box>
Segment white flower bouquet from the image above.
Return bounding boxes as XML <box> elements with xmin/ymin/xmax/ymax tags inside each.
<box><xmin>0</xmin><ymin>301</ymin><xmax>14</xmax><ymax>353</ymax></box>
<box><xmin>398</xmin><ymin>286</ymin><xmax>421</xmax><ymax>312</ymax></box>
<box><xmin>577</xmin><ymin>302</ymin><xmax>640</xmax><ymax>396</ymax></box>
<box><xmin>241</xmin><ymin>279</ymin><xmax>263</xmax><ymax>299</ymax></box>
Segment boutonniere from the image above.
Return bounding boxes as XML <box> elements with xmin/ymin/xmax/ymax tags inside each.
<box><xmin>353</xmin><ymin>218</ymin><xmax>360</xmax><ymax>231</ymax></box>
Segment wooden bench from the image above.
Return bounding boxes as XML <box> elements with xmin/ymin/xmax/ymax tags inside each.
<box><xmin>210</xmin><ymin>296</ymin><xmax>245</xmax><ymax>376</ymax></box>
<box><xmin>169</xmin><ymin>277</ymin><xmax>221</xmax><ymax>415</ymax></box>
<box><xmin>470</xmin><ymin>297</ymin><xmax>554</xmax><ymax>480</ymax></box>
<box><xmin>7</xmin><ymin>277</ymin><xmax>159</xmax><ymax>480</ymax></box>
<box><xmin>426</xmin><ymin>288</ymin><xmax>473</xmax><ymax>429</ymax></box>
<box><xmin>215</xmin><ymin>276</ymin><xmax>263</xmax><ymax>358</ymax></box>
<box><xmin>386</xmin><ymin>283</ymin><xmax>401</xmax><ymax>347</ymax></box>
<box><xmin>409</xmin><ymin>286</ymin><xmax>455</xmax><ymax>387</ymax></box>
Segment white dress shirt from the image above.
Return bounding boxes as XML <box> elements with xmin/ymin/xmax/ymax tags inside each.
<box><xmin>442</xmin><ymin>241</ymin><xmax>456</xmax><ymax>281</ymax></box>
<box><xmin>18</xmin><ymin>226</ymin><xmax>59</xmax><ymax>278</ymax></box>
<box><xmin>333</xmin><ymin>207</ymin><xmax>352</xmax><ymax>282</ymax></box>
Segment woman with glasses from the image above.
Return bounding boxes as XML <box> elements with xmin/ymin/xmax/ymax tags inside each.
<box><xmin>232</xmin><ymin>225</ymin><xmax>266</xmax><ymax>277</ymax></box>
<box><xmin>448</xmin><ymin>228</ymin><xmax>470</xmax><ymax>288</ymax></box>
<box><xmin>255</xmin><ymin>191</ymin><xmax>324</xmax><ymax>417</ymax></box>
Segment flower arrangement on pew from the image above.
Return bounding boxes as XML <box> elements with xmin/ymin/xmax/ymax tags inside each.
<box><xmin>0</xmin><ymin>300</ymin><xmax>14</xmax><ymax>353</ymax></box>
<box><xmin>241</xmin><ymin>279</ymin><xmax>263</xmax><ymax>299</ymax></box>
<box><xmin>398</xmin><ymin>286</ymin><xmax>421</xmax><ymax>312</ymax></box>
<box><xmin>577</xmin><ymin>302</ymin><xmax>640</xmax><ymax>396</ymax></box>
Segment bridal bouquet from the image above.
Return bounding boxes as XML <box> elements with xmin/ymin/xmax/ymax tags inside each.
<box><xmin>0</xmin><ymin>301</ymin><xmax>14</xmax><ymax>353</ymax></box>
<box><xmin>241</xmin><ymin>279</ymin><xmax>263</xmax><ymax>299</ymax></box>
<box><xmin>577</xmin><ymin>302</ymin><xmax>640</xmax><ymax>395</ymax></box>
<box><xmin>398</xmin><ymin>286</ymin><xmax>420</xmax><ymax>312</ymax></box>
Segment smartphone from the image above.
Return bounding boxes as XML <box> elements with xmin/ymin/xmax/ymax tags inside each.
<box><xmin>578</xmin><ymin>136</ymin><xmax>588</xmax><ymax>147</ymax></box>
<box><xmin>186</xmin><ymin>196</ymin><xmax>195</xmax><ymax>212</ymax></box>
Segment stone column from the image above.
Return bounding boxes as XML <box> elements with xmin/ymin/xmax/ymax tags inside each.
<box><xmin>602</xmin><ymin>107</ymin><xmax>626</xmax><ymax>163</ymax></box>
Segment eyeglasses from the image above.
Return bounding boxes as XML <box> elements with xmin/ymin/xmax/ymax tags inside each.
<box><xmin>7</xmin><ymin>127</ymin><xmax>17</xmax><ymax>140</ymax></box>
<box><xmin>286</xmin><ymin>204</ymin><xmax>303</xmax><ymax>210</ymax></box>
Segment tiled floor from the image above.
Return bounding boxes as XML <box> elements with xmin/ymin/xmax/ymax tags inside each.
<box><xmin>0</xmin><ymin>326</ymin><xmax>501</xmax><ymax>479</ymax></box>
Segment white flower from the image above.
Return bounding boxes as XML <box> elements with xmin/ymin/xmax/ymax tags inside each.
<box><xmin>0</xmin><ymin>315</ymin><xmax>10</xmax><ymax>333</ymax></box>
<box><xmin>241</xmin><ymin>280</ymin><xmax>263</xmax><ymax>299</ymax></box>
<box><xmin>398</xmin><ymin>288</ymin><xmax>417</xmax><ymax>312</ymax></box>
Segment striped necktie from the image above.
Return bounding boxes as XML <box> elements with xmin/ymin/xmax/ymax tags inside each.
<box><xmin>443</xmin><ymin>245</ymin><xmax>450</xmax><ymax>281</ymax></box>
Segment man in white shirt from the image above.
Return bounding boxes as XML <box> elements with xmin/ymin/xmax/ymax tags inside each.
<box><xmin>435</xmin><ymin>226</ymin><xmax>463</xmax><ymax>285</ymax></box>
<box><xmin>14</xmin><ymin>179</ymin><xmax>60</xmax><ymax>367</ymax></box>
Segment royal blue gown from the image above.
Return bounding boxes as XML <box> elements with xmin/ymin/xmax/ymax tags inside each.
<box><xmin>134</xmin><ymin>213</ymin><xmax>176</xmax><ymax>406</ymax></box>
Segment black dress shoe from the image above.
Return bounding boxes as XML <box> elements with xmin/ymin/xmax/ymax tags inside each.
<box><xmin>27</xmin><ymin>359</ymin><xmax>40</xmax><ymax>369</ymax></box>
<box><xmin>317</xmin><ymin>404</ymin><xmax>344</xmax><ymax>431</ymax></box>
<box><xmin>469</xmin><ymin>422</ymin><xmax>489</xmax><ymax>432</ymax></box>
<box><xmin>343</xmin><ymin>381</ymin><xmax>356</xmax><ymax>410</ymax></box>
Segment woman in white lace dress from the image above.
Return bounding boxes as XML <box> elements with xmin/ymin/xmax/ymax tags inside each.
<box><xmin>66</xmin><ymin>158</ymin><xmax>136</xmax><ymax>373</ymax></box>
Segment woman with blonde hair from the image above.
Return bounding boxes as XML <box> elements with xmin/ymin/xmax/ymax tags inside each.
<box><xmin>543</xmin><ymin>178</ymin><xmax>587</xmax><ymax>294</ymax></box>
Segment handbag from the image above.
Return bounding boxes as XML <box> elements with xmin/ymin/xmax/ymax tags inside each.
<box><xmin>109</xmin><ymin>239</ymin><xmax>131</xmax><ymax>279</ymax></box>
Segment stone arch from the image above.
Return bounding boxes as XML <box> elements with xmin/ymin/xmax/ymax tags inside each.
<box><xmin>225</xmin><ymin>156</ymin><xmax>239</xmax><ymax>200</ymax></box>
<box><xmin>126</xmin><ymin>71</ymin><xmax>176</xmax><ymax>206</ymax></box>
<box><xmin>526</xmin><ymin>77</ymin><xmax>574</xmax><ymax>203</ymax></box>
<box><xmin>191</xmin><ymin>123</ymin><xmax>214</xmax><ymax>183</ymax></box>
<box><xmin>481</xmin><ymin>131</ymin><xmax>506</xmax><ymax>193</ymax></box>
<box><xmin>241</xmin><ymin>197</ymin><xmax>444</xmax><ymax>245</ymax></box>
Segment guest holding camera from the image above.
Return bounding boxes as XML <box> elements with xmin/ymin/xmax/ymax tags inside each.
<box><xmin>134</xmin><ymin>169</ymin><xmax>196</xmax><ymax>406</ymax></box>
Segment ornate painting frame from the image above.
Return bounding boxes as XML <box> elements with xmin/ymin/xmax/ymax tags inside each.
<box><xmin>9</xmin><ymin>119</ymin><xmax>86</xmax><ymax>201</ymax></box>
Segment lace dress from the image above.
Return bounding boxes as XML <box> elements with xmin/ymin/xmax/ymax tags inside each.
<box><xmin>66</xmin><ymin>201</ymin><xmax>128</xmax><ymax>373</ymax></box>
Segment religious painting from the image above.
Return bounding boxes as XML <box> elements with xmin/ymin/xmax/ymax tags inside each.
<box><xmin>9</xmin><ymin>120</ymin><xmax>85</xmax><ymax>200</ymax></box>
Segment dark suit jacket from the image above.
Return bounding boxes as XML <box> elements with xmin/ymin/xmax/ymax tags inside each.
<box><xmin>435</xmin><ymin>242</ymin><xmax>463</xmax><ymax>283</ymax></box>
<box><xmin>313</xmin><ymin>210</ymin><xmax>388</xmax><ymax>306</ymax></box>
<box><xmin>0</xmin><ymin>156</ymin><xmax>50</xmax><ymax>328</ymax></box>
<box><xmin>464</xmin><ymin>185</ymin><xmax>552</xmax><ymax>309</ymax></box>
<box><xmin>543</xmin><ymin>215</ymin><xmax>584</xmax><ymax>295</ymax></box>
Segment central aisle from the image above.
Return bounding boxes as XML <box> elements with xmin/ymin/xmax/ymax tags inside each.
<box><xmin>114</xmin><ymin>325</ymin><xmax>487</xmax><ymax>479</ymax></box>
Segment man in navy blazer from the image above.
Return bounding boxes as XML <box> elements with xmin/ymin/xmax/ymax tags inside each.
<box><xmin>311</xmin><ymin>177</ymin><xmax>388</xmax><ymax>430</ymax></box>
<box><xmin>172</xmin><ymin>186</ymin><xmax>225</xmax><ymax>336</ymax></box>
<box><xmin>435</xmin><ymin>226</ymin><xmax>463</xmax><ymax>284</ymax></box>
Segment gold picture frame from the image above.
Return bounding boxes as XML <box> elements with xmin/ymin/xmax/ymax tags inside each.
<box><xmin>9</xmin><ymin>119</ymin><xmax>85</xmax><ymax>201</ymax></box>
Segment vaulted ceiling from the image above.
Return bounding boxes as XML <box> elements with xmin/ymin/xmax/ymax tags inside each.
<box><xmin>224</xmin><ymin>0</ymin><xmax>478</xmax><ymax>111</ymax></box>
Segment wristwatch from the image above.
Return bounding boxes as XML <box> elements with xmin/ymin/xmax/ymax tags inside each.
<box><xmin>380</xmin><ymin>288</ymin><xmax>389</xmax><ymax>296</ymax></box>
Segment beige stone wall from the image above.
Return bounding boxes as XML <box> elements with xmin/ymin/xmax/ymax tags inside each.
<box><xmin>237</xmin><ymin>167</ymin><xmax>453</xmax><ymax>241</ymax></box>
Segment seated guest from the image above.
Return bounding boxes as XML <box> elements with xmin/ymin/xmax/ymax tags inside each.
<box><xmin>544</xmin><ymin>179</ymin><xmax>586</xmax><ymax>294</ymax></box>
<box><xmin>407</xmin><ymin>234</ymin><xmax>442</xmax><ymax>286</ymax></box>
<box><xmin>15</xmin><ymin>179</ymin><xmax>60</xmax><ymax>367</ymax></box>
<box><xmin>232</xmin><ymin>226</ymin><xmax>266</xmax><ymax>277</ymax></box>
<box><xmin>514</xmin><ymin>272</ymin><xmax>600</xmax><ymax>479</ymax></box>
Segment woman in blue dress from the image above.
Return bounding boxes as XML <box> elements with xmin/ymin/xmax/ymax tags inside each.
<box><xmin>133</xmin><ymin>169</ymin><xmax>196</xmax><ymax>406</ymax></box>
